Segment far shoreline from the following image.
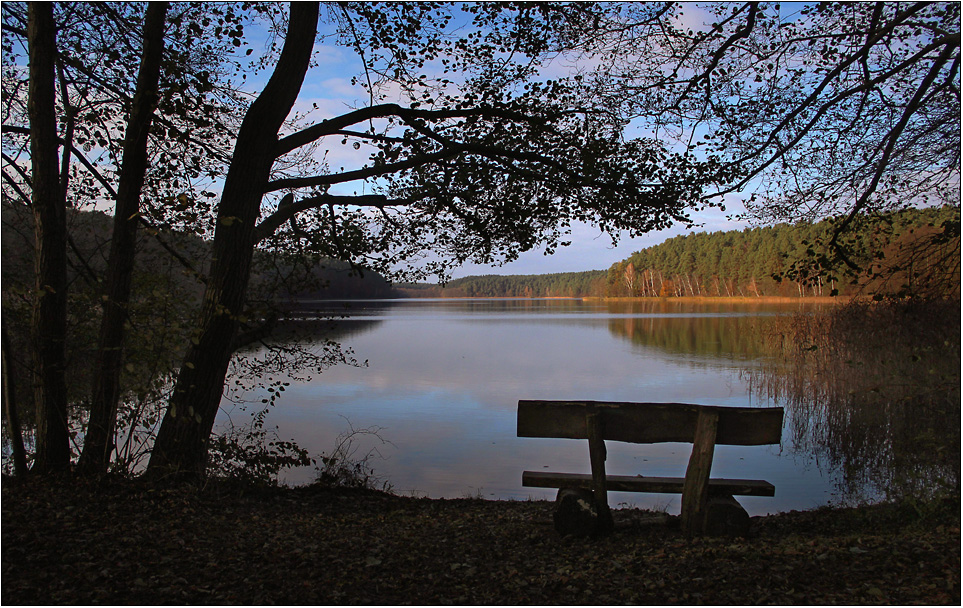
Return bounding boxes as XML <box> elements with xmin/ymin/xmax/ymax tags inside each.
<box><xmin>583</xmin><ymin>295</ymin><xmax>849</xmax><ymax>304</ymax></box>
<box><xmin>395</xmin><ymin>293</ymin><xmax>851</xmax><ymax>304</ymax></box>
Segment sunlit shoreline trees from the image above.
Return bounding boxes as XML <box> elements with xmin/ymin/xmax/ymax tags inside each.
<box><xmin>607</xmin><ymin>206</ymin><xmax>960</xmax><ymax>299</ymax></box>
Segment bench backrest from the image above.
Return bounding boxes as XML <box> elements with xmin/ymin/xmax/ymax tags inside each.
<box><xmin>517</xmin><ymin>400</ymin><xmax>783</xmax><ymax>446</ymax></box>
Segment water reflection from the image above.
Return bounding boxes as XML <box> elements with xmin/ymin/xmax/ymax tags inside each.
<box><xmin>602</xmin><ymin>299</ymin><xmax>831</xmax><ymax>359</ymax></box>
<box><xmin>746</xmin><ymin>301</ymin><xmax>961</xmax><ymax>504</ymax></box>
<box><xmin>217</xmin><ymin>299</ymin><xmax>874</xmax><ymax>513</ymax></box>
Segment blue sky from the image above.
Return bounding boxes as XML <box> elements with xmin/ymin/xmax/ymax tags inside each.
<box><xmin>259</xmin><ymin>6</ymin><xmax>758</xmax><ymax>279</ymax></box>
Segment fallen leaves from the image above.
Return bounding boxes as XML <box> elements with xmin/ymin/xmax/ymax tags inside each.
<box><xmin>2</xmin><ymin>477</ymin><xmax>959</xmax><ymax>605</ymax></box>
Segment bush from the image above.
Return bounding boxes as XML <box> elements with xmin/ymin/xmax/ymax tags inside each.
<box><xmin>314</xmin><ymin>419</ymin><xmax>393</xmax><ymax>492</ymax></box>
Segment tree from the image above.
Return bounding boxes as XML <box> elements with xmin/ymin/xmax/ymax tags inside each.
<box><xmin>623</xmin><ymin>261</ymin><xmax>638</xmax><ymax>296</ymax></box>
<box><xmin>78</xmin><ymin>1</ymin><xmax>168</xmax><ymax>473</ymax></box>
<box><xmin>26</xmin><ymin>1</ymin><xmax>70</xmax><ymax>473</ymax></box>
<box><xmin>3</xmin><ymin>2</ymin><xmax>261</xmax><ymax>473</ymax></box>
<box><xmin>146</xmin><ymin>2</ymin><xmax>322</xmax><ymax>478</ymax></box>
<box><xmin>146</xmin><ymin>2</ymin><xmax>732</xmax><ymax>478</ymax></box>
<box><xmin>2</xmin><ymin>303</ymin><xmax>29</xmax><ymax>477</ymax></box>
<box><xmin>591</xmin><ymin>2</ymin><xmax>960</xmax><ymax>271</ymax></box>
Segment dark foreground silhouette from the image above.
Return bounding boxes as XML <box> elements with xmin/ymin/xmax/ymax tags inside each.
<box><xmin>2</xmin><ymin>477</ymin><xmax>958</xmax><ymax>605</ymax></box>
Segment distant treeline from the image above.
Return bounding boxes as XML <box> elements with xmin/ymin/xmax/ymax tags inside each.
<box><xmin>12</xmin><ymin>204</ymin><xmax>953</xmax><ymax>306</ymax></box>
<box><xmin>1</xmin><ymin>203</ymin><xmax>399</xmax><ymax>306</ymax></box>
<box><xmin>607</xmin><ymin>205</ymin><xmax>960</xmax><ymax>298</ymax></box>
<box><xmin>397</xmin><ymin>271</ymin><xmax>607</xmax><ymax>298</ymax></box>
<box><xmin>397</xmin><ymin>206</ymin><xmax>960</xmax><ymax>299</ymax></box>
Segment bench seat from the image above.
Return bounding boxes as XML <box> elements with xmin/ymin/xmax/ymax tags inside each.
<box><xmin>523</xmin><ymin>470</ymin><xmax>775</xmax><ymax>497</ymax></box>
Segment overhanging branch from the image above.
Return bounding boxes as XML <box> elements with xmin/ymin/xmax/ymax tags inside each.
<box><xmin>254</xmin><ymin>192</ymin><xmax>421</xmax><ymax>244</ymax></box>
<box><xmin>265</xmin><ymin>147</ymin><xmax>463</xmax><ymax>191</ymax></box>
<box><xmin>829</xmin><ymin>39</ymin><xmax>959</xmax><ymax>268</ymax></box>
<box><xmin>274</xmin><ymin>103</ymin><xmax>567</xmax><ymax>159</ymax></box>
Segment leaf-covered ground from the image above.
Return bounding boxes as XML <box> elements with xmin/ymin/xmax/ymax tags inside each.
<box><xmin>2</xmin><ymin>477</ymin><xmax>959</xmax><ymax>605</ymax></box>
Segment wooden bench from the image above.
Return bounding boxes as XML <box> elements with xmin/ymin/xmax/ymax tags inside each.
<box><xmin>517</xmin><ymin>400</ymin><xmax>784</xmax><ymax>537</ymax></box>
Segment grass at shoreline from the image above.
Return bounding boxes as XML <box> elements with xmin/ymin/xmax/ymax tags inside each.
<box><xmin>3</xmin><ymin>476</ymin><xmax>958</xmax><ymax>605</ymax></box>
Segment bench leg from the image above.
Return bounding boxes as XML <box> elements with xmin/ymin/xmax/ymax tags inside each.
<box><xmin>681</xmin><ymin>409</ymin><xmax>719</xmax><ymax>537</ymax></box>
<box><xmin>586</xmin><ymin>412</ymin><xmax>614</xmax><ymax>536</ymax></box>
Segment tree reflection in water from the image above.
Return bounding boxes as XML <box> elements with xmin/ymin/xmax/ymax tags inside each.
<box><xmin>747</xmin><ymin>299</ymin><xmax>960</xmax><ymax>504</ymax></box>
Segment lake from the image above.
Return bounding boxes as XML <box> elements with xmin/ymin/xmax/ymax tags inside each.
<box><xmin>219</xmin><ymin>298</ymin><xmax>859</xmax><ymax>515</ymax></box>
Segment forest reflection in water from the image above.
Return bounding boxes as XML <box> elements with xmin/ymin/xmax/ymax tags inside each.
<box><xmin>598</xmin><ymin>297</ymin><xmax>960</xmax><ymax>504</ymax></box>
<box><xmin>223</xmin><ymin>297</ymin><xmax>958</xmax><ymax>510</ymax></box>
<box><xmin>743</xmin><ymin>299</ymin><xmax>960</xmax><ymax>504</ymax></box>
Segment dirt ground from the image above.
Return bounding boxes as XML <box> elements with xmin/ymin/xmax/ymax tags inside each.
<box><xmin>2</xmin><ymin>476</ymin><xmax>959</xmax><ymax>605</ymax></box>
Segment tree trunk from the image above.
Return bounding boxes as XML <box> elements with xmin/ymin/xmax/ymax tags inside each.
<box><xmin>2</xmin><ymin>320</ymin><xmax>29</xmax><ymax>477</ymax></box>
<box><xmin>147</xmin><ymin>2</ymin><xmax>320</xmax><ymax>480</ymax></box>
<box><xmin>79</xmin><ymin>2</ymin><xmax>169</xmax><ymax>475</ymax></box>
<box><xmin>28</xmin><ymin>2</ymin><xmax>70</xmax><ymax>473</ymax></box>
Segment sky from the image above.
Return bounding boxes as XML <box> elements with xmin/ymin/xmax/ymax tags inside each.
<box><xmin>449</xmin><ymin>205</ymin><xmax>746</xmax><ymax>277</ymax></box>
<box><xmin>4</xmin><ymin>4</ymin><xmax>754</xmax><ymax>280</ymax></box>
<box><xmin>2</xmin><ymin>3</ymin><xmax>799</xmax><ymax>280</ymax></box>
<box><xmin>263</xmin><ymin>5</ymin><xmax>760</xmax><ymax>280</ymax></box>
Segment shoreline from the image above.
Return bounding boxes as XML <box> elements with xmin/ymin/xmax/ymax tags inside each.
<box><xmin>390</xmin><ymin>293</ymin><xmax>853</xmax><ymax>303</ymax></box>
<box><xmin>582</xmin><ymin>295</ymin><xmax>849</xmax><ymax>304</ymax></box>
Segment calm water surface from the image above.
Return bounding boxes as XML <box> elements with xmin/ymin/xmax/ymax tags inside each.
<box><xmin>219</xmin><ymin>298</ymin><xmax>850</xmax><ymax>515</ymax></box>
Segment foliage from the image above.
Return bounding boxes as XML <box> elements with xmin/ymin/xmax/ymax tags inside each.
<box><xmin>606</xmin><ymin>205</ymin><xmax>960</xmax><ymax>298</ymax></box>
<box><xmin>1</xmin><ymin>2</ymin><xmax>252</xmax><ymax>230</ymax></box>
<box><xmin>219</xmin><ymin>3</ymin><xmax>745</xmax><ymax>287</ymax></box>
<box><xmin>313</xmin><ymin>419</ymin><xmax>394</xmax><ymax>492</ymax></box>
<box><xmin>207</xmin><ymin>404</ymin><xmax>312</xmax><ymax>486</ymax></box>
<box><xmin>589</xmin><ymin>2</ymin><xmax>960</xmax><ymax>265</ymax></box>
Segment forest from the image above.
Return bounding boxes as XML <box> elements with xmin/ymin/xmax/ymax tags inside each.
<box><xmin>606</xmin><ymin>205</ymin><xmax>961</xmax><ymax>298</ymax></box>
<box><xmin>7</xmin><ymin>202</ymin><xmax>957</xmax><ymax>308</ymax></box>
<box><xmin>401</xmin><ymin>205</ymin><xmax>960</xmax><ymax>299</ymax></box>
<box><xmin>2</xmin><ymin>201</ymin><xmax>398</xmax><ymax>304</ymax></box>
<box><xmin>398</xmin><ymin>271</ymin><xmax>606</xmax><ymax>298</ymax></box>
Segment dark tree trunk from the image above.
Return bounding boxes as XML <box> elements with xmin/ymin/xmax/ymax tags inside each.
<box><xmin>79</xmin><ymin>2</ymin><xmax>169</xmax><ymax>475</ymax></box>
<box><xmin>27</xmin><ymin>1</ymin><xmax>70</xmax><ymax>474</ymax></box>
<box><xmin>146</xmin><ymin>2</ymin><xmax>320</xmax><ymax>480</ymax></box>
<box><xmin>2</xmin><ymin>319</ymin><xmax>29</xmax><ymax>477</ymax></box>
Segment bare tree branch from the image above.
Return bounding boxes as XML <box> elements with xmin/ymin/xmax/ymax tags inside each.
<box><xmin>274</xmin><ymin>103</ymin><xmax>568</xmax><ymax>158</ymax></box>
<box><xmin>830</xmin><ymin>39</ymin><xmax>959</xmax><ymax>267</ymax></box>
<box><xmin>253</xmin><ymin>192</ymin><xmax>421</xmax><ymax>243</ymax></box>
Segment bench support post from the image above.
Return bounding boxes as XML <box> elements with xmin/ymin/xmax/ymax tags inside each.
<box><xmin>586</xmin><ymin>412</ymin><xmax>614</xmax><ymax>535</ymax></box>
<box><xmin>681</xmin><ymin>408</ymin><xmax>719</xmax><ymax>537</ymax></box>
